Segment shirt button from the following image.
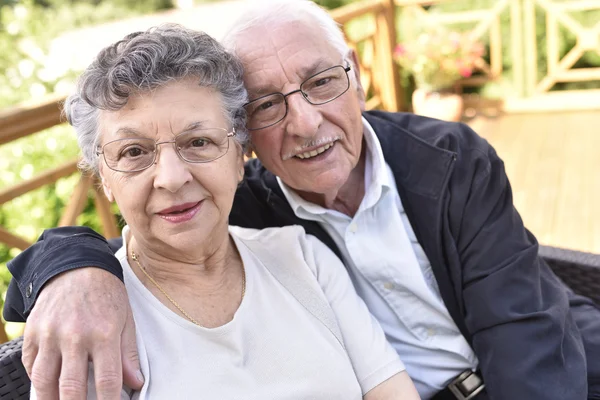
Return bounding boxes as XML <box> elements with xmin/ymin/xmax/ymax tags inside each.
<box><xmin>25</xmin><ymin>282</ymin><xmax>33</xmax><ymax>298</ymax></box>
<box><xmin>427</xmin><ymin>328</ymin><xmax>436</xmax><ymax>337</ymax></box>
<box><xmin>383</xmin><ymin>282</ymin><xmax>394</xmax><ymax>290</ymax></box>
<box><xmin>349</xmin><ymin>223</ymin><xmax>358</xmax><ymax>233</ymax></box>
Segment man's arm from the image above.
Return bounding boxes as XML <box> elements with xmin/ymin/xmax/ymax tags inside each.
<box><xmin>3</xmin><ymin>226</ymin><xmax>143</xmax><ymax>397</ymax></box>
<box><xmin>4</xmin><ymin>226</ymin><xmax>123</xmax><ymax>320</ymax></box>
<box><xmin>452</xmin><ymin>130</ymin><xmax>588</xmax><ymax>399</ymax></box>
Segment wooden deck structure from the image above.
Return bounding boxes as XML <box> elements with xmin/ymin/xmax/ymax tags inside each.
<box><xmin>470</xmin><ymin>111</ymin><xmax>600</xmax><ymax>254</ymax></box>
<box><xmin>1</xmin><ymin>0</ymin><xmax>600</xmax><ymax>340</ymax></box>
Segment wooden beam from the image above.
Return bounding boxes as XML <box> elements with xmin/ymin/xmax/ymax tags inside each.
<box><xmin>0</xmin><ymin>226</ymin><xmax>32</xmax><ymax>251</ymax></box>
<box><xmin>510</xmin><ymin>0</ymin><xmax>525</xmax><ymax>97</ymax></box>
<box><xmin>331</xmin><ymin>0</ymin><xmax>383</xmax><ymax>24</ymax></box>
<box><xmin>504</xmin><ymin>89</ymin><xmax>600</xmax><ymax>113</ymax></box>
<box><xmin>375</xmin><ymin>0</ymin><xmax>404</xmax><ymax>111</ymax></box>
<box><xmin>93</xmin><ymin>188</ymin><xmax>120</xmax><ymax>239</ymax></box>
<box><xmin>0</xmin><ymin>160</ymin><xmax>79</xmax><ymax>206</ymax></box>
<box><xmin>0</xmin><ymin>95</ymin><xmax>66</xmax><ymax>146</ymax></box>
<box><xmin>59</xmin><ymin>174</ymin><xmax>93</xmax><ymax>227</ymax></box>
<box><xmin>394</xmin><ymin>0</ymin><xmax>456</xmax><ymax>5</ymax></box>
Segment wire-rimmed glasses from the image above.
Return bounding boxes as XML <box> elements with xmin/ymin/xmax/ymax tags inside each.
<box><xmin>244</xmin><ymin>64</ymin><xmax>352</xmax><ymax>131</ymax></box>
<box><xmin>97</xmin><ymin>128</ymin><xmax>234</xmax><ymax>173</ymax></box>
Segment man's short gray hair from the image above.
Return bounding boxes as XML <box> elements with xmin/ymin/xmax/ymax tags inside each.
<box><xmin>222</xmin><ymin>0</ymin><xmax>350</xmax><ymax>60</ymax></box>
<box><xmin>65</xmin><ymin>24</ymin><xmax>249</xmax><ymax>174</ymax></box>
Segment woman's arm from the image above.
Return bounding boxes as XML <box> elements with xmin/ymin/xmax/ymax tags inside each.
<box><xmin>364</xmin><ymin>371</ymin><xmax>420</xmax><ymax>400</ymax></box>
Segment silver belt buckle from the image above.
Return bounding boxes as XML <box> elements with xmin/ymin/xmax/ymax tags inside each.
<box><xmin>448</xmin><ymin>370</ymin><xmax>485</xmax><ymax>400</ymax></box>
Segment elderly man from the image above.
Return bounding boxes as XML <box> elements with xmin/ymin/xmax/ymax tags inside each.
<box><xmin>5</xmin><ymin>1</ymin><xmax>600</xmax><ymax>399</ymax></box>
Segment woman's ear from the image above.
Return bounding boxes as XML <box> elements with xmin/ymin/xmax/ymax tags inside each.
<box><xmin>99</xmin><ymin>166</ymin><xmax>114</xmax><ymax>202</ymax></box>
<box><xmin>237</xmin><ymin>149</ymin><xmax>246</xmax><ymax>184</ymax></box>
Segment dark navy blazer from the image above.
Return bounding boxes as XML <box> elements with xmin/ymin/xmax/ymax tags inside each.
<box><xmin>6</xmin><ymin>111</ymin><xmax>600</xmax><ymax>399</ymax></box>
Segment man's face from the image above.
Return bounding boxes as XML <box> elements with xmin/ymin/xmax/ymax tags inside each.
<box><xmin>235</xmin><ymin>20</ymin><xmax>366</xmax><ymax>197</ymax></box>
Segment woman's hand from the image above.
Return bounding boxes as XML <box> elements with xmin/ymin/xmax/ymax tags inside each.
<box><xmin>22</xmin><ymin>267</ymin><xmax>143</xmax><ymax>399</ymax></box>
<box><xmin>364</xmin><ymin>371</ymin><xmax>421</xmax><ymax>400</ymax></box>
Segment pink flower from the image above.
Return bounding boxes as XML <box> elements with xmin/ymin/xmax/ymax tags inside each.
<box><xmin>394</xmin><ymin>44</ymin><xmax>406</xmax><ymax>57</ymax></box>
<box><xmin>459</xmin><ymin>67</ymin><xmax>472</xmax><ymax>77</ymax></box>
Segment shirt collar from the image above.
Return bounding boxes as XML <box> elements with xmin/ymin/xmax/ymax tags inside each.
<box><xmin>276</xmin><ymin>116</ymin><xmax>393</xmax><ymax>218</ymax></box>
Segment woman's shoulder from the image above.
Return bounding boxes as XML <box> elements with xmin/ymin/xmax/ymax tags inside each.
<box><xmin>229</xmin><ymin>225</ymin><xmax>333</xmax><ymax>278</ymax></box>
<box><xmin>229</xmin><ymin>224</ymin><xmax>307</xmax><ymax>244</ymax></box>
<box><xmin>229</xmin><ymin>225</ymin><xmax>316</xmax><ymax>267</ymax></box>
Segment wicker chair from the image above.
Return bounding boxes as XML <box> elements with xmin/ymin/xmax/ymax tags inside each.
<box><xmin>0</xmin><ymin>245</ymin><xmax>599</xmax><ymax>399</ymax></box>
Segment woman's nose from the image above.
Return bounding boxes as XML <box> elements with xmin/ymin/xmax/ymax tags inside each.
<box><xmin>152</xmin><ymin>144</ymin><xmax>193</xmax><ymax>193</ymax></box>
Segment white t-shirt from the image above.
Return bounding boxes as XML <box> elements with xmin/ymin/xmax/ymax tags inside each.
<box><xmin>50</xmin><ymin>225</ymin><xmax>404</xmax><ymax>399</ymax></box>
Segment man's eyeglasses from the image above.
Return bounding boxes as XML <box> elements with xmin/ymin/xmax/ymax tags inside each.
<box><xmin>97</xmin><ymin>128</ymin><xmax>234</xmax><ymax>173</ymax></box>
<box><xmin>244</xmin><ymin>64</ymin><xmax>352</xmax><ymax>131</ymax></box>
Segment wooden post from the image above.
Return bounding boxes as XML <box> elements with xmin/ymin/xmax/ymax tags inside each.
<box><xmin>93</xmin><ymin>185</ymin><xmax>120</xmax><ymax>239</ymax></box>
<box><xmin>59</xmin><ymin>174</ymin><xmax>93</xmax><ymax>227</ymax></box>
<box><xmin>0</xmin><ymin>323</ymin><xmax>8</xmax><ymax>344</ymax></box>
<box><xmin>374</xmin><ymin>0</ymin><xmax>404</xmax><ymax>111</ymax></box>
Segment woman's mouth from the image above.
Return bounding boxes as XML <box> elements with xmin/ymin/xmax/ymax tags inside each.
<box><xmin>157</xmin><ymin>201</ymin><xmax>202</xmax><ymax>223</ymax></box>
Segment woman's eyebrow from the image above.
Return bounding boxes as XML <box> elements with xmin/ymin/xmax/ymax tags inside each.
<box><xmin>180</xmin><ymin>121</ymin><xmax>209</xmax><ymax>133</ymax></box>
<box><xmin>114</xmin><ymin>127</ymin><xmax>145</xmax><ymax>138</ymax></box>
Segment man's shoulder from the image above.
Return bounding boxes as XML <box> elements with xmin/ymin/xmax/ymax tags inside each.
<box><xmin>364</xmin><ymin>110</ymin><xmax>489</xmax><ymax>155</ymax></box>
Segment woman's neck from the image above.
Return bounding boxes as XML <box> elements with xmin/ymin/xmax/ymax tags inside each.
<box><xmin>129</xmin><ymin>231</ymin><xmax>236</xmax><ymax>286</ymax></box>
<box><xmin>126</xmin><ymin>227</ymin><xmax>246</xmax><ymax>327</ymax></box>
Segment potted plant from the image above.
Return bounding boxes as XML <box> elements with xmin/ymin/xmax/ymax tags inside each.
<box><xmin>394</xmin><ymin>29</ymin><xmax>485</xmax><ymax>122</ymax></box>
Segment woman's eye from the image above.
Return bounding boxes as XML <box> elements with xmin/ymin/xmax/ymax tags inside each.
<box><xmin>191</xmin><ymin>138</ymin><xmax>208</xmax><ymax>147</ymax></box>
<box><xmin>122</xmin><ymin>147</ymin><xmax>143</xmax><ymax>158</ymax></box>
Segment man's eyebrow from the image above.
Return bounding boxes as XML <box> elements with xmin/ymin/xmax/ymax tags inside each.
<box><xmin>299</xmin><ymin>58</ymin><xmax>331</xmax><ymax>79</ymax></box>
<box><xmin>246</xmin><ymin>59</ymin><xmax>334</xmax><ymax>101</ymax></box>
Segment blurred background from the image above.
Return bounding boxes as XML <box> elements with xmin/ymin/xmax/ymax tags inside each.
<box><xmin>1</xmin><ymin>0</ymin><xmax>599</xmax><ymax>339</ymax></box>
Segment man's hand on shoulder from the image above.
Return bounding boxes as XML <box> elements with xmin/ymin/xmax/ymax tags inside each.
<box><xmin>23</xmin><ymin>267</ymin><xmax>143</xmax><ymax>399</ymax></box>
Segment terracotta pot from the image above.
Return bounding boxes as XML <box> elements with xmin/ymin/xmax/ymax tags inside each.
<box><xmin>411</xmin><ymin>87</ymin><xmax>464</xmax><ymax>122</ymax></box>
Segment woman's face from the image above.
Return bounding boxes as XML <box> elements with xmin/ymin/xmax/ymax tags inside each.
<box><xmin>97</xmin><ymin>78</ymin><xmax>244</xmax><ymax>257</ymax></box>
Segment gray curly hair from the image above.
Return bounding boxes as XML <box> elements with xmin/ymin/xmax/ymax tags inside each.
<box><xmin>64</xmin><ymin>24</ymin><xmax>249</xmax><ymax>174</ymax></box>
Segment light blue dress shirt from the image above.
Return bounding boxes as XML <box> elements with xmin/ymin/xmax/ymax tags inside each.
<box><xmin>277</xmin><ymin>117</ymin><xmax>479</xmax><ymax>398</ymax></box>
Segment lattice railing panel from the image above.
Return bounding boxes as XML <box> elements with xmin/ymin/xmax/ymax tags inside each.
<box><xmin>526</xmin><ymin>0</ymin><xmax>600</xmax><ymax>95</ymax></box>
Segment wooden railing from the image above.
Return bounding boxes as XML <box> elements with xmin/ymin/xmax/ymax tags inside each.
<box><xmin>0</xmin><ymin>96</ymin><xmax>120</xmax><ymax>252</ymax></box>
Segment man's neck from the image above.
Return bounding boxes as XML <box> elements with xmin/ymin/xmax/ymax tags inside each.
<box><xmin>296</xmin><ymin>146</ymin><xmax>366</xmax><ymax>217</ymax></box>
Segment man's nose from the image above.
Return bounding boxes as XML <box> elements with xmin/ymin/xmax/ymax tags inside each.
<box><xmin>284</xmin><ymin>91</ymin><xmax>322</xmax><ymax>139</ymax></box>
<box><xmin>152</xmin><ymin>144</ymin><xmax>193</xmax><ymax>193</ymax></box>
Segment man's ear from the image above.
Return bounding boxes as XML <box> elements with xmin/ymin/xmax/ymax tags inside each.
<box><xmin>349</xmin><ymin>49</ymin><xmax>366</xmax><ymax>111</ymax></box>
<box><xmin>99</xmin><ymin>166</ymin><xmax>114</xmax><ymax>202</ymax></box>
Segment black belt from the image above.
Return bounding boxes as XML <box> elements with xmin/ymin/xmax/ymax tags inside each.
<box><xmin>431</xmin><ymin>370</ymin><xmax>486</xmax><ymax>400</ymax></box>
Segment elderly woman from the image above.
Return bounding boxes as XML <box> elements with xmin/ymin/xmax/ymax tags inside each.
<box><xmin>29</xmin><ymin>25</ymin><xmax>420</xmax><ymax>399</ymax></box>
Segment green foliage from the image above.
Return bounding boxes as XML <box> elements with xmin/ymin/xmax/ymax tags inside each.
<box><xmin>313</xmin><ymin>0</ymin><xmax>356</xmax><ymax>10</ymax></box>
<box><xmin>0</xmin><ymin>0</ymin><xmax>171</xmax><ymax>322</ymax></box>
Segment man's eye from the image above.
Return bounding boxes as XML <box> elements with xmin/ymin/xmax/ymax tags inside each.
<box><xmin>257</xmin><ymin>101</ymin><xmax>273</xmax><ymax>111</ymax></box>
<box><xmin>314</xmin><ymin>77</ymin><xmax>331</xmax><ymax>87</ymax></box>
